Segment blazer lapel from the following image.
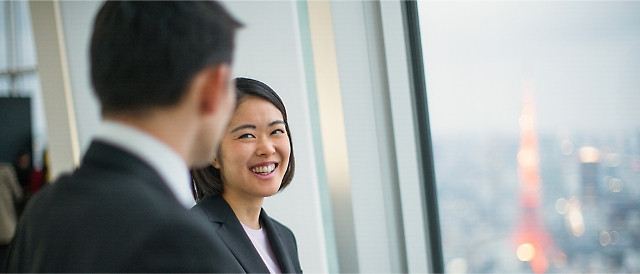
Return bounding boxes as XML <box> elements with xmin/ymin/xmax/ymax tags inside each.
<box><xmin>260</xmin><ymin>210</ymin><xmax>296</xmax><ymax>273</ymax></box>
<box><xmin>199</xmin><ymin>195</ymin><xmax>270</xmax><ymax>273</ymax></box>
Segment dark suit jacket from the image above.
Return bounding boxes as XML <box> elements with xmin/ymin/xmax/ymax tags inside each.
<box><xmin>191</xmin><ymin>195</ymin><xmax>303</xmax><ymax>273</ymax></box>
<box><xmin>3</xmin><ymin>141</ymin><xmax>244</xmax><ymax>272</ymax></box>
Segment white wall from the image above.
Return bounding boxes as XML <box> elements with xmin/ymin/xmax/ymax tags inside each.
<box><xmin>59</xmin><ymin>0</ymin><xmax>101</xmax><ymax>154</ymax></box>
<box><xmin>29</xmin><ymin>0</ymin><xmax>80</xmax><ymax>179</ymax></box>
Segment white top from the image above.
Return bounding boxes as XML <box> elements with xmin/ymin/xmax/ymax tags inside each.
<box><xmin>241</xmin><ymin>222</ymin><xmax>282</xmax><ymax>274</ymax></box>
<box><xmin>93</xmin><ymin>121</ymin><xmax>195</xmax><ymax>209</ymax></box>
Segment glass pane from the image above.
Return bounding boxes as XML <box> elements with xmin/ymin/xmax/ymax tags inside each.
<box><xmin>0</xmin><ymin>1</ymin><xmax>8</xmax><ymax>69</ymax></box>
<box><xmin>418</xmin><ymin>1</ymin><xmax>640</xmax><ymax>273</ymax></box>
<box><xmin>0</xmin><ymin>76</ymin><xmax>9</xmax><ymax>96</ymax></box>
<box><xmin>16</xmin><ymin>72</ymin><xmax>36</xmax><ymax>96</ymax></box>
<box><xmin>15</xmin><ymin>0</ymin><xmax>36</xmax><ymax>67</ymax></box>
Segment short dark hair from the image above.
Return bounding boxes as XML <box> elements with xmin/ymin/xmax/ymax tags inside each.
<box><xmin>90</xmin><ymin>1</ymin><xmax>242</xmax><ymax>115</ymax></box>
<box><xmin>191</xmin><ymin>77</ymin><xmax>296</xmax><ymax>200</ymax></box>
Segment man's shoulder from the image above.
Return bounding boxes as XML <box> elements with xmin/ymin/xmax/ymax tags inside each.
<box><xmin>20</xmin><ymin>167</ymin><xmax>189</xmax><ymax>235</ymax></box>
<box><xmin>9</xmin><ymin>171</ymin><xmax>223</xmax><ymax>272</ymax></box>
<box><xmin>25</xmin><ymin>164</ymin><xmax>168</xmax><ymax>216</ymax></box>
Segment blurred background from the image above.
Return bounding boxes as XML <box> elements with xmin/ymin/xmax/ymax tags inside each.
<box><xmin>420</xmin><ymin>1</ymin><xmax>640</xmax><ymax>273</ymax></box>
<box><xmin>1</xmin><ymin>0</ymin><xmax>639</xmax><ymax>273</ymax></box>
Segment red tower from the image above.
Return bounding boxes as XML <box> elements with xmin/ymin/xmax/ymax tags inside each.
<box><xmin>513</xmin><ymin>82</ymin><xmax>559</xmax><ymax>273</ymax></box>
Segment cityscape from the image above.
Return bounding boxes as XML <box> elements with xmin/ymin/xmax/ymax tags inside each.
<box><xmin>434</xmin><ymin>123</ymin><xmax>640</xmax><ymax>273</ymax></box>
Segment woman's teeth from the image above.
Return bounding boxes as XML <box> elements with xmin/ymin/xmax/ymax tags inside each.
<box><xmin>251</xmin><ymin>164</ymin><xmax>276</xmax><ymax>174</ymax></box>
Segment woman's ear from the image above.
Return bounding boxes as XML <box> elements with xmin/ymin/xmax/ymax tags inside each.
<box><xmin>212</xmin><ymin>158</ymin><xmax>220</xmax><ymax>169</ymax></box>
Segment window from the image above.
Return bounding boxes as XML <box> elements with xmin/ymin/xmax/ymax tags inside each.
<box><xmin>417</xmin><ymin>1</ymin><xmax>640</xmax><ymax>273</ymax></box>
<box><xmin>1</xmin><ymin>0</ymin><xmax>37</xmax><ymax>96</ymax></box>
<box><xmin>1</xmin><ymin>0</ymin><xmax>46</xmax><ymax>174</ymax></box>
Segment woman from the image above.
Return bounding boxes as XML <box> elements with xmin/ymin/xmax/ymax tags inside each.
<box><xmin>190</xmin><ymin>77</ymin><xmax>302</xmax><ymax>273</ymax></box>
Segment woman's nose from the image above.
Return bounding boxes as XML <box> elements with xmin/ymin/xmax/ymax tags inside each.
<box><xmin>256</xmin><ymin>138</ymin><xmax>276</xmax><ymax>156</ymax></box>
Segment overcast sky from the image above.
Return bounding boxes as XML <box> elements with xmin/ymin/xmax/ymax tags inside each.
<box><xmin>419</xmin><ymin>1</ymin><xmax>640</xmax><ymax>138</ymax></box>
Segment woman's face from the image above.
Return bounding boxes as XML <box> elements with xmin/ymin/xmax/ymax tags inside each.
<box><xmin>215</xmin><ymin>96</ymin><xmax>290</xmax><ymax>200</ymax></box>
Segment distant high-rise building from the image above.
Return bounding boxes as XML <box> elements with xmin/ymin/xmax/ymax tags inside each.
<box><xmin>578</xmin><ymin>146</ymin><xmax>600</xmax><ymax>205</ymax></box>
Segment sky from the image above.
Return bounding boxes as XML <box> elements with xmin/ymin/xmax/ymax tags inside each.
<box><xmin>418</xmin><ymin>1</ymin><xmax>640</xmax><ymax>137</ymax></box>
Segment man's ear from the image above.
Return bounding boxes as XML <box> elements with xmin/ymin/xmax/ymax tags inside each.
<box><xmin>199</xmin><ymin>64</ymin><xmax>231</xmax><ymax>115</ymax></box>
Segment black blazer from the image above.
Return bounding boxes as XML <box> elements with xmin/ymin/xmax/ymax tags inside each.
<box><xmin>3</xmin><ymin>141</ymin><xmax>244</xmax><ymax>273</ymax></box>
<box><xmin>191</xmin><ymin>194</ymin><xmax>303</xmax><ymax>273</ymax></box>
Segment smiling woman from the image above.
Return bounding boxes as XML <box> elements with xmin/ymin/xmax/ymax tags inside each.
<box><xmin>190</xmin><ymin>77</ymin><xmax>301</xmax><ymax>273</ymax></box>
<box><xmin>214</xmin><ymin>97</ymin><xmax>291</xmax><ymax>204</ymax></box>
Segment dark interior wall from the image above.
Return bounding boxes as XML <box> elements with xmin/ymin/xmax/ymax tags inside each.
<box><xmin>0</xmin><ymin>98</ymin><xmax>32</xmax><ymax>164</ymax></box>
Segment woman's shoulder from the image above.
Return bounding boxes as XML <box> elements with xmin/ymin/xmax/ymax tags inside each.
<box><xmin>190</xmin><ymin>194</ymin><xmax>232</xmax><ymax>223</ymax></box>
<box><xmin>263</xmin><ymin>213</ymin><xmax>301</xmax><ymax>271</ymax></box>
<box><xmin>192</xmin><ymin>194</ymin><xmax>228</xmax><ymax>209</ymax></box>
<box><xmin>261</xmin><ymin>211</ymin><xmax>296</xmax><ymax>240</ymax></box>
<box><xmin>269</xmin><ymin>217</ymin><xmax>293</xmax><ymax>233</ymax></box>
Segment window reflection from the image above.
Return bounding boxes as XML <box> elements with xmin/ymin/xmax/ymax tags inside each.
<box><xmin>419</xmin><ymin>1</ymin><xmax>640</xmax><ymax>273</ymax></box>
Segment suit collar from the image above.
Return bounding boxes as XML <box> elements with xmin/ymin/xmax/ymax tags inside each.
<box><xmin>93</xmin><ymin>121</ymin><xmax>194</xmax><ymax>208</ymax></box>
<box><xmin>196</xmin><ymin>195</ymin><xmax>297</xmax><ymax>273</ymax></box>
<box><xmin>260</xmin><ymin>209</ymin><xmax>297</xmax><ymax>273</ymax></box>
<box><xmin>197</xmin><ymin>195</ymin><xmax>270</xmax><ymax>273</ymax></box>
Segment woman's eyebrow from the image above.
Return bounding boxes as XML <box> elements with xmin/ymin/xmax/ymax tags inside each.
<box><xmin>230</xmin><ymin>124</ymin><xmax>256</xmax><ymax>133</ymax></box>
<box><xmin>269</xmin><ymin>120</ymin><xmax>285</xmax><ymax>127</ymax></box>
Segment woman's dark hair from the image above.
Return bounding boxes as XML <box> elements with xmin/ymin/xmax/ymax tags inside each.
<box><xmin>191</xmin><ymin>77</ymin><xmax>296</xmax><ymax>201</ymax></box>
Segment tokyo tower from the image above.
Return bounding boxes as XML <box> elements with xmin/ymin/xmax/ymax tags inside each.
<box><xmin>512</xmin><ymin>76</ymin><xmax>559</xmax><ymax>273</ymax></box>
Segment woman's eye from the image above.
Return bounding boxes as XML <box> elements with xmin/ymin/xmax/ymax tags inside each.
<box><xmin>272</xmin><ymin>129</ymin><xmax>285</xmax><ymax>135</ymax></box>
<box><xmin>238</xmin><ymin>133</ymin><xmax>255</xmax><ymax>139</ymax></box>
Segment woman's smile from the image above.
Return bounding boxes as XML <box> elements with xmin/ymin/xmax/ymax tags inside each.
<box><xmin>249</xmin><ymin>162</ymin><xmax>278</xmax><ymax>179</ymax></box>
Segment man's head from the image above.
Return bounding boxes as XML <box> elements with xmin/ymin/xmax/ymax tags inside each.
<box><xmin>90</xmin><ymin>1</ymin><xmax>242</xmax><ymax>167</ymax></box>
<box><xmin>90</xmin><ymin>1</ymin><xmax>242</xmax><ymax>116</ymax></box>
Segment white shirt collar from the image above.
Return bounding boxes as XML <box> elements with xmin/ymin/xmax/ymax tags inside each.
<box><xmin>93</xmin><ymin>121</ymin><xmax>195</xmax><ymax>209</ymax></box>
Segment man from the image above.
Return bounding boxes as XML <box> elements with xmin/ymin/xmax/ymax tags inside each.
<box><xmin>4</xmin><ymin>1</ymin><xmax>247</xmax><ymax>272</ymax></box>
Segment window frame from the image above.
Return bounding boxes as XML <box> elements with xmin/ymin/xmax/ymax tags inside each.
<box><xmin>403</xmin><ymin>1</ymin><xmax>444</xmax><ymax>272</ymax></box>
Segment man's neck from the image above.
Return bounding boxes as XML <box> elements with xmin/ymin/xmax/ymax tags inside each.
<box><xmin>103</xmin><ymin>109</ymin><xmax>196</xmax><ymax>167</ymax></box>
